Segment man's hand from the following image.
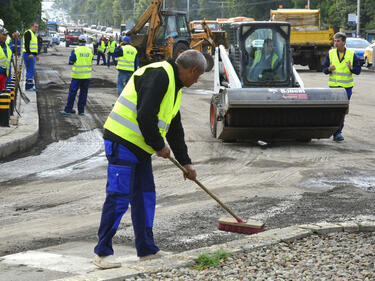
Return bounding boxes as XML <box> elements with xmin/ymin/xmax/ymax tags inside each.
<box><xmin>28</xmin><ymin>54</ymin><xmax>34</xmax><ymax>59</ymax></box>
<box><xmin>156</xmin><ymin>146</ymin><xmax>170</xmax><ymax>158</ymax></box>
<box><xmin>183</xmin><ymin>164</ymin><xmax>197</xmax><ymax>181</ymax></box>
<box><xmin>346</xmin><ymin>60</ymin><xmax>352</xmax><ymax>70</ymax></box>
<box><xmin>328</xmin><ymin>64</ymin><xmax>336</xmax><ymax>71</ymax></box>
<box><xmin>36</xmin><ymin>55</ymin><xmax>39</xmax><ymax>62</ymax></box>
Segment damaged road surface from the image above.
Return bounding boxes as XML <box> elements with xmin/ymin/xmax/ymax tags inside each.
<box><xmin>0</xmin><ymin>45</ymin><xmax>375</xmax><ymax>280</ymax></box>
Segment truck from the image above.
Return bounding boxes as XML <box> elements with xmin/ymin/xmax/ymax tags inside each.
<box><xmin>270</xmin><ymin>9</ymin><xmax>334</xmax><ymax>72</ymax></box>
<box><xmin>65</xmin><ymin>27</ymin><xmax>84</xmax><ymax>47</ymax></box>
<box><xmin>210</xmin><ymin>21</ymin><xmax>349</xmax><ymax>143</ymax></box>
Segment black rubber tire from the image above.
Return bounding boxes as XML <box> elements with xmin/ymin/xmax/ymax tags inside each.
<box><xmin>173</xmin><ymin>42</ymin><xmax>189</xmax><ymax>59</ymax></box>
<box><xmin>203</xmin><ymin>53</ymin><xmax>214</xmax><ymax>72</ymax></box>
<box><xmin>65</xmin><ymin>43</ymin><xmax>69</xmax><ymax>48</ymax></box>
<box><xmin>210</xmin><ymin>102</ymin><xmax>217</xmax><ymax>138</ymax></box>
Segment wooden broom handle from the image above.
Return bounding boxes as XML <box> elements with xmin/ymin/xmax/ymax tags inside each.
<box><xmin>168</xmin><ymin>156</ymin><xmax>243</xmax><ymax>222</ymax></box>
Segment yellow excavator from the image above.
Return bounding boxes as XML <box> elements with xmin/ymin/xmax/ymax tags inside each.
<box><xmin>126</xmin><ymin>0</ymin><xmax>226</xmax><ymax>71</ymax></box>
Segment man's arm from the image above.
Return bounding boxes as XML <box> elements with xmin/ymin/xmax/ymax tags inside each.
<box><xmin>323</xmin><ymin>53</ymin><xmax>331</xmax><ymax>74</ymax></box>
<box><xmin>113</xmin><ymin>46</ymin><xmax>122</xmax><ymax>58</ymax></box>
<box><xmin>166</xmin><ymin>112</ymin><xmax>191</xmax><ymax>166</ymax></box>
<box><xmin>136</xmin><ymin>68</ymin><xmax>169</xmax><ymax>152</ymax></box>
<box><xmin>68</xmin><ymin>49</ymin><xmax>76</xmax><ymax>65</ymax></box>
<box><xmin>24</xmin><ymin>31</ymin><xmax>31</xmax><ymax>54</ymax></box>
<box><xmin>351</xmin><ymin>53</ymin><xmax>361</xmax><ymax>75</ymax></box>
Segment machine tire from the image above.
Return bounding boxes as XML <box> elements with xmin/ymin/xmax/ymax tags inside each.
<box><xmin>203</xmin><ymin>53</ymin><xmax>214</xmax><ymax>72</ymax></box>
<box><xmin>173</xmin><ymin>42</ymin><xmax>189</xmax><ymax>59</ymax></box>
<box><xmin>65</xmin><ymin>42</ymin><xmax>69</xmax><ymax>47</ymax></box>
<box><xmin>210</xmin><ymin>103</ymin><xmax>217</xmax><ymax>138</ymax></box>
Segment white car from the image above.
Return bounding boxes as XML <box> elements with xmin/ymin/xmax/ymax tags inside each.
<box><xmin>105</xmin><ymin>27</ymin><xmax>113</xmax><ymax>34</ymax></box>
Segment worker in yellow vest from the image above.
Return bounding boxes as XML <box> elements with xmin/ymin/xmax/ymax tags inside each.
<box><xmin>96</xmin><ymin>37</ymin><xmax>107</xmax><ymax>65</ymax></box>
<box><xmin>323</xmin><ymin>32</ymin><xmax>361</xmax><ymax>142</ymax></box>
<box><xmin>60</xmin><ymin>35</ymin><xmax>93</xmax><ymax>116</ymax></box>
<box><xmin>248</xmin><ymin>38</ymin><xmax>279</xmax><ymax>81</ymax></box>
<box><xmin>114</xmin><ymin>36</ymin><xmax>139</xmax><ymax>96</ymax></box>
<box><xmin>92</xmin><ymin>50</ymin><xmax>206</xmax><ymax>269</ymax></box>
<box><xmin>106</xmin><ymin>35</ymin><xmax>117</xmax><ymax>68</ymax></box>
<box><xmin>0</xmin><ymin>28</ymin><xmax>12</xmax><ymax>90</ymax></box>
<box><xmin>23</xmin><ymin>22</ymin><xmax>39</xmax><ymax>91</ymax></box>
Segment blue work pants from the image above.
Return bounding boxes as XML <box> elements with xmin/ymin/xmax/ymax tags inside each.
<box><xmin>94</xmin><ymin>140</ymin><xmax>159</xmax><ymax>257</ymax></box>
<box><xmin>117</xmin><ymin>70</ymin><xmax>133</xmax><ymax>96</ymax></box>
<box><xmin>64</xmin><ymin>78</ymin><xmax>90</xmax><ymax>114</ymax></box>
<box><xmin>23</xmin><ymin>53</ymin><xmax>36</xmax><ymax>89</ymax></box>
<box><xmin>334</xmin><ymin>87</ymin><xmax>352</xmax><ymax>136</ymax></box>
<box><xmin>97</xmin><ymin>51</ymin><xmax>106</xmax><ymax>65</ymax></box>
<box><xmin>107</xmin><ymin>53</ymin><xmax>116</xmax><ymax>67</ymax></box>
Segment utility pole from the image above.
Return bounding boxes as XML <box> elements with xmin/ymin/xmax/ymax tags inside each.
<box><xmin>356</xmin><ymin>0</ymin><xmax>360</xmax><ymax>37</ymax></box>
<box><xmin>307</xmin><ymin>0</ymin><xmax>310</xmax><ymax>9</ymax></box>
<box><xmin>187</xmin><ymin>0</ymin><xmax>190</xmax><ymax>22</ymax></box>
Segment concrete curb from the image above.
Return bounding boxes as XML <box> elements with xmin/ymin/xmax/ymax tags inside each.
<box><xmin>0</xmin><ymin>72</ymin><xmax>39</xmax><ymax>160</ymax></box>
<box><xmin>54</xmin><ymin>221</ymin><xmax>375</xmax><ymax>281</ymax></box>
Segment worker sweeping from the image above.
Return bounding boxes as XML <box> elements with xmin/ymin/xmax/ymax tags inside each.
<box><xmin>60</xmin><ymin>35</ymin><xmax>93</xmax><ymax>116</ymax></box>
<box><xmin>93</xmin><ymin>50</ymin><xmax>206</xmax><ymax>269</ymax></box>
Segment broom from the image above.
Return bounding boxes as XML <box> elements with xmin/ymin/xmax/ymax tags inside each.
<box><xmin>168</xmin><ymin>156</ymin><xmax>265</xmax><ymax>234</ymax></box>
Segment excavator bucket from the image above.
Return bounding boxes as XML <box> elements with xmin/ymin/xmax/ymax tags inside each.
<box><xmin>211</xmin><ymin>88</ymin><xmax>349</xmax><ymax>142</ymax></box>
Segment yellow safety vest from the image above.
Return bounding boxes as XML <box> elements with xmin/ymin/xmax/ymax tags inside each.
<box><xmin>97</xmin><ymin>41</ymin><xmax>106</xmax><ymax>53</ymax></box>
<box><xmin>5</xmin><ymin>36</ymin><xmax>11</xmax><ymax>44</ymax></box>
<box><xmin>252</xmin><ymin>50</ymin><xmax>278</xmax><ymax>69</ymax></box>
<box><xmin>0</xmin><ymin>42</ymin><xmax>12</xmax><ymax>76</ymax></box>
<box><xmin>116</xmin><ymin>45</ymin><xmax>137</xmax><ymax>72</ymax></box>
<box><xmin>104</xmin><ymin>61</ymin><xmax>181</xmax><ymax>154</ymax></box>
<box><xmin>328</xmin><ymin>48</ymin><xmax>354</xmax><ymax>88</ymax></box>
<box><xmin>23</xmin><ymin>29</ymin><xmax>38</xmax><ymax>53</ymax></box>
<box><xmin>71</xmin><ymin>46</ymin><xmax>93</xmax><ymax>79</ymax></box>
<box><xmin>107</xmin><ymin>41</ymin><xmax>116</xmax><ymax>53</ymax></box>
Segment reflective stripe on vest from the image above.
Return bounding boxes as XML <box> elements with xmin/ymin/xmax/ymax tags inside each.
<box><xmin>104</xmin><ymin>61</ymin><xmax>181</xmax><ymax>154</ymax></box>
<box><xmin>107</xmin><ymin>41</ymin><xmax>116</xmax><ymax>53</ymax></box>
<box><xmin>23</xmin><ymin>29</ymin><xmax>38</xmax><ymax>53</ymax></box>
<box><xmin>252</xmin><ymin>50</ymin><xmax>278</xmax><ymax>69</ymax></box>
<box><xmin>0</xmin><ymin>43</ymin><xmax>12</xmax><ymax>76</ymax></box>
<box><xmin>328</xmin><ymin>49</ymin><xmax>354</xmax><ymax>88</ymax></box>
<box><xmin>71</xmin><ymin>46</ymin><xmax>93</xmax><ymax>79</ymax></box>
<box><xmin>97</xmin><ymin>41</ymin><xmax>106</xmax><ymax>53</ymax></box>
<box><xmin>116</xmin><ymin>45</ymin><xmax>137</xmax><ymax>72</ymax></box>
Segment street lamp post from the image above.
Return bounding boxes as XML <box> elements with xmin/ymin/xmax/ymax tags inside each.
<box><xmin>356</xmin><ymin>0</ymin><xmax>360</xmax><ymax>37</ymax></box>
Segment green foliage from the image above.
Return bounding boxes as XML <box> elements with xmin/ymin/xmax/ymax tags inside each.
<box><xmin>192</xmin><ymin>250</ymin><xmax>232</xmax><ymax>270</ymax></box>
<box><xmin>1</xmin><ymin>0</ymin><xmax>42</xmax><ymax>33</ymax></box>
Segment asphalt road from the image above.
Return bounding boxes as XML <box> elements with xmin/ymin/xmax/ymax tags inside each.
<box><xmin>0</xmin><ymin>44</ymin><xmax>374</xmax><ymax>280</ymax></box>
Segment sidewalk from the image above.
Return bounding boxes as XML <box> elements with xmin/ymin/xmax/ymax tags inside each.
<box><xmin>0</xmin><ymin>77</ymin><xmax>39</xmax><ymax>160</ymax></box>
<box><xmin>51</xmin><ymin>221</ymin><xmax>375</xmax><ymax>281</ymax></box>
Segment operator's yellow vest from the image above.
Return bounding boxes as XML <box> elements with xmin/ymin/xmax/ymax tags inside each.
<box><xmin>107</xmin><ymin>41</ymin><xmax>116</xmax><ymax>53</ymax></box>
<box><xmin>328</xmin><ymin>48</ymin><xmax>354</xmax><ymax>88</ymax></box>
<box><xmin>97</xmin><ymin>41</ymin><xmax>106</xmax><ymax>53</ymax></box>
<box><xmin>104</xmin><ymin>61</ymin><xmax>181</xmax><ymax>154</ymax></box>
<box><xmin>23</xmin><ymin>29</ymin><xmax>38</xmax><ymax>53</ymax></box>
<box><xmin>0</xmin><ymin>42</ymin><xmax>12</xmax><ymax>76</ymax></box>
<box><xmin>116</xmin><ymin>45</ymin><xmax>137</xmax><ymax>72</ymax></box>
<box><xmin>71</xmin><ymin>46</ymin><xmax>93</xmax><ymax>79</ymax></box>
<box><xmin>252</xmin><ymin>50</ymin><xmax>278</xmax><ymax>68</ymax></box>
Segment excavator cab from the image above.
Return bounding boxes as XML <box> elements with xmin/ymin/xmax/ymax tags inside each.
<box><xmin>210</xmin><ymin>21</ymin><xmax>349</xmax><ymax>143</ymax></box>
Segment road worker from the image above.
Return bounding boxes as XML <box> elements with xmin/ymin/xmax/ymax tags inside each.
<box><xmin>60</xmin><ymin>35</ymin><xmax>93</xmax><ymax>116</ymax></box>
<box><xmin>106</xmin><ymin>35</ymin><xmax>117</xmax><ymax>68</ymax></box>
<box><xmin>114</xmin><ymin>36</ymin><xmax>138</xmax><ymax>96</ymax></box>
<box><xmin>96</xmin><ymin>37</ymin><xmax>106</xmax><ymax>65</ymax></box>
<box><xmin>23</xmin><ymin>22</ymin><xmax>39</xmax><ymax>91</ymax></box>
<box><xmin>0</xmin><ymin>28</ymin><xmax>12</xmax><ymax>90</ymax></box>
<box><xmin>323</xmin><ymin>32</ymin><xmax>361</xmax><ymax>142</ymax></box>
<box><xmin>93</xmin><ymin>50</ymin><xmax>206</xmax><ymax>269</ymax></box>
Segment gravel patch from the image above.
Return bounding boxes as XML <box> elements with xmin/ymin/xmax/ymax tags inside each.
<box><xmin>129</xmin><ymin>232</ymin><xmax>375</xmax><ymax>280</ymax></box>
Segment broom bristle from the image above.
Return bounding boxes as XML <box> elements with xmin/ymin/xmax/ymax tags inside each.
<box><xmin>218</xmin><ymin>222</ymin><xmax>265</xmax><ymax>234</ymax></box>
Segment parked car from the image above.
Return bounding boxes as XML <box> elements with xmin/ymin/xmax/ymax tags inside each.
<box><xmin>101</xmin><ymin>26</ymin><xmax>107</xmax><ymax>32</ymax></box>
<box><xmin>39</xmin><ymin>30</ymin><xmax>52</xmax><ymax>48</ymax></box>
<box><xmin>105</xmin><ymin>27</ymin><xmax>113</xmax><ymax>34</ymax></box>
<box><xmin>345</xmin><ymin>37</ymin><xmax>371</xmax><ymax>66</ymax></box>
<box><xmin>50</xmin><ymin>31</ymin><xmax>60</xmax><ymax>45</ymax></box>
<box><xmin>91</xmin><ymin>25</ymin><xmax>97</xmax><ymax>30</ymax></box>
<box><xmin>364</xmin><ymin>42</ymin><xmax>375</xmax><ymax>67</ymax></box>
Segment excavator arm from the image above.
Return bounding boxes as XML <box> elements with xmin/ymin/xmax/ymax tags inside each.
<box><xmin>127</xmin><ymin>0</ymin><xmax>163</xmax><ymax>61</ymax></box>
